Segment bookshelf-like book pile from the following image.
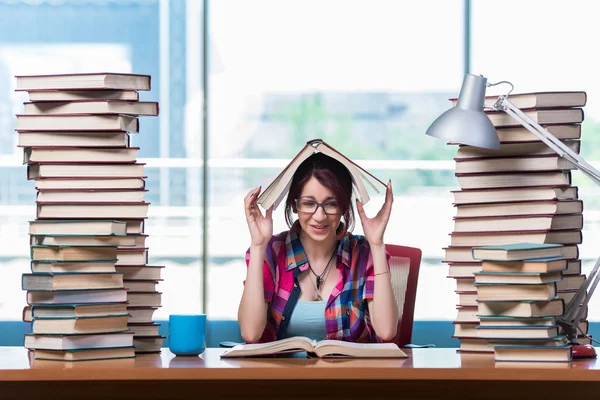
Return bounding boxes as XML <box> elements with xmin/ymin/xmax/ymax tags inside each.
<box><xmin>471</xmin><ymin>243</ymin><xmax>575</xmax><ymax>362</ymax></box>
<box><xmin>444</xmin><ymin>91</ymin><xmax>590</xmax><ymax>356</ymax></box>
<box><xmin>17</xmin><ymin>73</ymin><xmax>164</xmax><ymax>361</ymax></box>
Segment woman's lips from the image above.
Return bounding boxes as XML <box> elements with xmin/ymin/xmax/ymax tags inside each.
<box><xmin>311</xmin><ymin>224</ymin><xmax>328</xmax><ymax>233</ymax></box>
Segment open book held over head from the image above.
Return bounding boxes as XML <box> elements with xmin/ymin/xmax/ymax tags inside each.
<box><xmin>257</xmin><ymin>138</ymin><xmax>387</xmax><ymax>210</ymax></box>
<box><xmin>220</xmin><ymin>336</ymin><xmax>408</xmax><ymax>358</ymax></box>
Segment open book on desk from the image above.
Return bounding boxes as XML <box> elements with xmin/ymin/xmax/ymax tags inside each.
<box><xmin>220</xmin><ymin>336</ymin><xmax>408</xmax><ymax>358</ymax></box>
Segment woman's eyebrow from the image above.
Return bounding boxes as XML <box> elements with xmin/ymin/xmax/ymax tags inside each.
<box><xmin>300</xmin><ymin>195</ymin><xmax>336</xmax><ymax>201</ymax></box>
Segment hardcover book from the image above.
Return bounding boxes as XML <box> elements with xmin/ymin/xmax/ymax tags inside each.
<box><xmin>16</xmin><ymin>72</ymin><xmax>151</xmax><ymax>91</ymax></box>
<box><xmin>23</xmin><ymin>100</ymin><xmax>158</xmax><ymax>116</ymax></box>
<box><xmin>24</xmin><ymin>331</ymin><xmax>134</xmax><ymax>350</ymax></box>
<box><xmin>18</xmin><ymin>131</ymin><xmax>130</xmax><ymax>148</ymax></box>
<box><xmin>26</xmin><ymin>288</ymin><xmax>128</xmax><ymax>305</ymax></box>
<box><xmin>486</xmin><ymin>108</ymin><xmax>584</xmax><ymax>127</ymax></box>
<box><xmin>451</xmin><ymin>186</ymin><xmax>578</xmax><ymax>205</ymax></box>
<box><xmin>450</xmin><ymin>230</ymin><xmax>582</xmax><ymax>247</ymax></box>
<box><xmin>28</xmin><ymin>220</ymin><xmax>127</xmax><ymax>236</ymax></box>
<box><xmin>22</xmin><ymin>272</ymin><xmax>124</xmax><ymax>291</ymax></box>
<box><xmin>16</xmin><ymin>114</ymin><xmax>139</xmax><ymax>132</ymax></box>
<box><xmin>450</xmin><ymin>91</ymin><xmax>587</xmax><ymax>110</ymax></box>
<box><xmin>24</xmin><ymin>147</ymin><xmax>139</xmax><ymax>164</ymax></box>
<box><xmin>32</xmin><ymin>314</ymin><xmax>130</xmax><ymax>335</ymax></box>
<box><xmin>257</xmin><ymin>138</ymin><xmax>386</xmax><ymax>210</ymax></box>
<box><xmin>471</xmin><ymin>243</ymin><xmax>565</xmax><ymax>261</ymax></box>
<box><xmin>28</xmin><ymin>89</ymin><xmax>139</xmax><ymax>102</ymax></box>
<box><xmin>455</xmin><ymin>141</ymin><xmax>580</xmax><ymax>160</ymax></box>
<box><xmin>494</xmin><ymin>344</ymin><xmax>572</xmax><ymax>362</ymax></box>
<box><xmin>33</xmin><ymin>346</ymin><xmax>136</xmax><ymax>362</ymax></box>
<box><xmin>455</xmin><ymin>200</ymin><xmax>582</xmax><ymax>219</ymax></box>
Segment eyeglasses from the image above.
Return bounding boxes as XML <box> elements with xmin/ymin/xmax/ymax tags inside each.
<box><xmin>295</xmin><ymin>198</ymin><xmax>342</xmax><ymax>215</ymax></box>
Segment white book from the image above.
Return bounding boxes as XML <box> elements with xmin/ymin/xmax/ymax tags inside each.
<box><xmin>37</xmin><ymin>189</ymin><xmax>147</xmax><ymax>203</ymax></box>
<box><xmin>258</xmin><ymin>139</ymin><xmax>386</xmax><ymax>210</ymax></box>
<box><xmin>25</xmin><ymin>332</ymin><xmax>134</xmax><ymax>350</ymax></box>
<box><xmin>29</xmin><ymin>219</ymin><xmax>127</xmax><ymax>236</ymax></box>
<box><xmin>16</xmin><ymin>114</ymin><xmax>139</xmax><ymax>132</ymax></box>
<box><xmin>37</xmin><ymin>202</ymin><xmax>149</xmax><ymax>219</ymax></box>
<box><xmin>28</xmin><ymin>90</ymin><xmax>139</xmax><ymax>102</ymax></box>
<box><xmin>27</xmin><ymin>288</ymin><xmax>128</xmax><ymax>304</ymax></box>
<box><xmin>16</xmin><ymin>72</ymin><xmax>151</xmax><ymax>91</ymax></box>
<box><xmin>24</xmin><ymin>101</ymin><xmax>158</xmax><ymax>116</ymax></box>
<box><xmin>28</xmin><ymin>163</ymin><xmax>145</xmax><ymax>179</ymax></box>
<box><xmin>30</xmin><ymin>234</ymin><xmax>136</xmax><ymax>247</ymax></box>
<box><xmin>221</xmin><ymin>336</ymin><xmax>407</xmax><ymax>358</ymax></box>
<box><xmin>24</xmin><ymin>147</ymin><xmax>139</xmax><ymax>164</ymax></box>
<box><xmin>18</xmin><ymin>131</ymin><xmax>130</xmax><ymax>148</ymax></box>
<box><xmin>35</xmin><ymin>178</ymin><xmax>146</xmax><ymax>190</ymax></box>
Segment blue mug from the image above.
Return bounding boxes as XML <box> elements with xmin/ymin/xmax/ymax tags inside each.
<box><xmin>169</xmin><ymin>314</ymin><xmax>206</xmax><ymax>356</ymax></box>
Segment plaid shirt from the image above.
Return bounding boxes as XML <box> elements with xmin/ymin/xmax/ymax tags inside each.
<box><xmin>245</xmin><ymin>222</ymin><xmax>387</xmax><ymax>343</ymax></box>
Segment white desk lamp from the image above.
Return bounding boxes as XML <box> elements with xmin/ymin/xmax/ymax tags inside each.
<box><xmin>427</xmin><ymin>73</ymin><xmax>598</xmax><ymax>358</ymax></box>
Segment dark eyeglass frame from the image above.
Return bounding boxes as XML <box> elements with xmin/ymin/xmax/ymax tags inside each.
<box><xmin>294</xmin><ymin>198</ymin><xmax>342</xmax><ymax>215</ymax></box>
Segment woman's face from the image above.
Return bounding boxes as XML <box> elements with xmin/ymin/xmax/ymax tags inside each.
<box><xmin>296</xmin><ymin>176</ymin><xmax>343</xmax><ymax>243</ymax></box>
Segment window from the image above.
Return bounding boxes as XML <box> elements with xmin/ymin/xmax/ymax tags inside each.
<box><xmin>0</xmin><ymin>0</ymin><xmax>203</xmax><ymax>320</ymax></box>
<box><xmin>208</xmin><ymin>0</ymin><xmax>464</xmax><ymax>320</ymax></box>
<box><xmin>0</xmin><ymin>0</ymin><xmax>466</xmax><ymax>323</ymax></box>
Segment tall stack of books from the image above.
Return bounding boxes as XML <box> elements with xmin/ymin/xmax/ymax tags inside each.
<box><xmin>444</xmin><ymin>91</ymin><xmax>588</xmax><ymax>354</ymax></box>
<box><xmin>16</xmin><ymin>73</ymin><xmax>163</xmax><ymax>360</ymax></box>
<box><xmin>472</xmin><ymin>243</ymin><xmax>573</xmax><ymax>362</ymax></box>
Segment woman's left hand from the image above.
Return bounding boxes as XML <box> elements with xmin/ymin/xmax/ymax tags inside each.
<box><xmin>356</xmin><ymin>180</ymin><xmax>393</xmax><ymax>246</ymax></box>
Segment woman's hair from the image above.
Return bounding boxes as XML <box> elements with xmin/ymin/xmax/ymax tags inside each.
<box><xmin>284</xmin><ymin>152</ymin><xmax>355</xmax><ymax>236</ymax></box>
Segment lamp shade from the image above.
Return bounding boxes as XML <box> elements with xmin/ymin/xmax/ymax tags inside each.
<box><xmin>426</xmin><ymin>74</ymin><xmax>500</xmax><ymax>149</ymax></box>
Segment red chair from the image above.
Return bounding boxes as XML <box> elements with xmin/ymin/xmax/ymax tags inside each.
<box><xmin>385</xmin><ymin>244</ymin><xmax>422</xmax><ymax>347</ymax></box>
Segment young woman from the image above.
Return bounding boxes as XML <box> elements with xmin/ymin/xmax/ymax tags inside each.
<box><xmin>238</xmin><ymin>152</ymin><xmax>397</xmax><ymax>343</ymax></box>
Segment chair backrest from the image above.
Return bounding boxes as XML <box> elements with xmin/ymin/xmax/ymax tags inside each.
<box><xmin>385</xmin><ymin>244</ymin><xmax>422</xmax><ymax>347</ymax></box>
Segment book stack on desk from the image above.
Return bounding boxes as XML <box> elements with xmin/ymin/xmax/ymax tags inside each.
<box><xmin>16</xmin><ymin>73</ymin><xmax>163</xmax><ymax>360</ymax></box>
<box><xmin>444</xmin><ymin>91</ymin><xmax>587</xmax><ymax>354</ymax></box>
<box><xmin>115</xmin><ymin>263</ymin><xmax>165</xmax><ymax>353</ymax></box>
<box><xmin>471</xmin><ymin>243</ymin><xmax>573</xmax><ymax>362</ymax></box>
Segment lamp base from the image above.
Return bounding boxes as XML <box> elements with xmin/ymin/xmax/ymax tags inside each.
<box><xmin>572</xmin><ymin>344</ymin><xmax>597</xmax><ymax>359</ymax></box>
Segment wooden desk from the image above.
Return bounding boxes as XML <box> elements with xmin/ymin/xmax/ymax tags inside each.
<box><xmin>1</xmin><ymin>347</ymin><xmax>600</xmax><ymax>400</ymax></box>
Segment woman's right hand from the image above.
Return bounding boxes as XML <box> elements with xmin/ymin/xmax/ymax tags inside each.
<box><xmin>244</xmin><ymin>187</ymin><xmax>273</xmax><ymax>248</ymax></box>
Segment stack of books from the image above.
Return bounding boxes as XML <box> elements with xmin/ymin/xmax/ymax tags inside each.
<box><xmin>444</xmin><ymin>91</ymin><xmax>588</xmax><ymax>354</ymax></box>
<box><xmin>471</xmin><ymin>243</ymin><xmax>573</xmax><ymax>362</ymax></box>
<box><xmin>17</xmin><ymin>73</ymin><xmax>163</xmax><ymax>360</ymax></box>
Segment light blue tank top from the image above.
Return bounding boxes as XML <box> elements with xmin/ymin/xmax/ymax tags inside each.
<box><xmin>280</xmin><ymin>300</ymin><xmax>327</xmax><ymax>341</ymax></box>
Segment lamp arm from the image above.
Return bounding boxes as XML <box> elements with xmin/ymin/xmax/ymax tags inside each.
<box><xmin>497</xmin><ymin>97</ymin><xmax>600</xmax><ymax>341</ymax></box>
<box><xmin>575</xmin><ymin>267</ymin><xmax>600</xmax><ymax>324</ymax></box>
<box><xmin>563</xmin><ymin>259</ymin><xmax>599</xmax><ymax>323</ymax></box>
<box><xmin>557</xmin><ymin>264</ymin><xmax>600</xmax><ymax>341</ymax></box>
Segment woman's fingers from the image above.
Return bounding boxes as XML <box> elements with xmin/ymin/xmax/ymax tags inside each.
<box><xmin>355</xmin><ymin>198</ymin><xmax>367</xmax><ymax>221</ymax></box>
<box><xmin>245</xmin><ymin>187</ymin><xmax>261</xmax><ymax>202</ymax></box>
<box><xmin>383</xmin><ymin>180</ymin><xmax>394</xmax><ymax>214</ymax></box>
<box><xmin>244</xmin><ymin>187</ymin><xmax>262</xmax><ymax>217</ymax></box>
<box><xmin>243</xmin><ymin>189</ymin><xmax>253</xmax><ymax>208</ymax></box>
<box><xmin>244</xmin><ymin>186</ymin><xmax>261</xmax><ymax>201</ymax></box>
